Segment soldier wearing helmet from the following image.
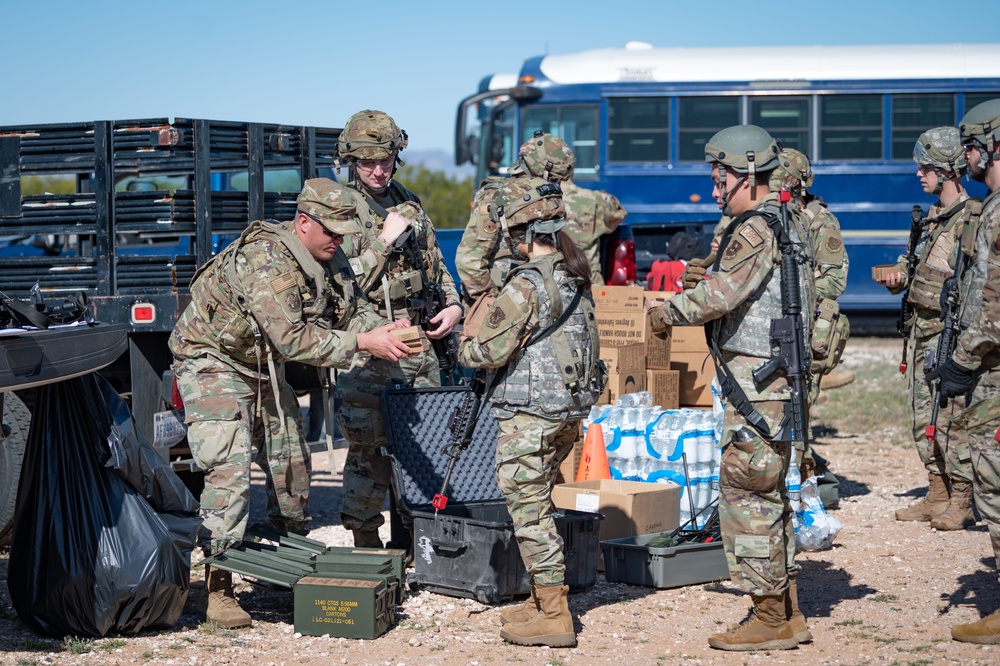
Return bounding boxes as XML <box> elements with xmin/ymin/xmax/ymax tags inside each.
<box><xmin>873</xmin><ymin>127</ymin><xmax>981</xmax><ymax>533</ymax></box>
<box><xmin>458</xmin><ymin>178</ymin><xmax>604</xmax><ymax>649</ymax></box>
<box><xmin>649</xmin><ymin>125</ymin><xmax>814</xmax><ymax>651</ymax></box>
<box><xmin>334</xmin><ymin>110</ymin><xmax>463</xmax><ymax>552</ymax></box>
<box><xmin>928</xmin><ymin>99</ymin><xmax>1000</xmax><ymax>644</ymax></box>
<box><xmin>455</xmin><ymin>131</ymin><xmax>626</xmax><ymax>308</ymax></box>
<box><xmin>169</xmin><ymin>179</ymin><xmax>412</xmax><ymax>628</ymax></box>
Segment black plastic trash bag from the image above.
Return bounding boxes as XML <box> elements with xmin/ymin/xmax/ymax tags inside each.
<box><xmin>7</xmin><ymin>372</ymin><xmax>201</xmax><ymax>637</ymax></box>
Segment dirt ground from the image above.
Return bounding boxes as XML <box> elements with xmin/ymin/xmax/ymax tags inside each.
<box><xmin>2</xmin><ymin>337</ymin><xmax>1000</xmax><ymax>665</ymax></box>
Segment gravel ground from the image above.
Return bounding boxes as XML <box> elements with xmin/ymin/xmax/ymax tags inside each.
<box><xmin>2</xmin><ymin>337</ymin><xmax>1000</xmax><ymax>665</ymax></box>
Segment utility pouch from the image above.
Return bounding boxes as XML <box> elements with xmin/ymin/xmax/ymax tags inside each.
<box><xmin>380</xmin><ymin>269</ymin><xmax>424</xmax><ymax>302</ymax></box>
<box><xmin>908</xmin><ymin>265</ymin><xmax>950</xmax><ymax>311</ymax></box>
<box><xmin>811</xmin><ymin>299</ymin><xmax>850</xmax><ymax>375</ymax></box>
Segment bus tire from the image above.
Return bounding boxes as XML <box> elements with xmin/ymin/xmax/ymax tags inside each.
<box><xmin>0</xmin><ymin>393</ymin><xmax>30</xmax><ymax>547</ymax></box>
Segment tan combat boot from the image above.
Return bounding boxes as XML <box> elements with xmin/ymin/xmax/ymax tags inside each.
<box><xmin>205</xmin><ymin>567</ymin><xmax>251</xmax><ymax>629</ymax></box>
<box><xmin>895</xmin><ymin>472</ymin><xmax>950</xmax><ymax>522</ymax></box>
<box><xmin>352</xmin><ymin>528</ymin><xmax>384</xmax><ymax>548</ymax></box>
<box><xmin>708</xmin><ymin>594</ymin><xmax>799</xmax><ymax>651</ymax></box>
<box><xmin>501</xmin><ymin>579</ymin><xmax>540</xmax><ymax>626</ymax></box>
<box><xmin>930</xmin><ymin>482</ymin><xmax>976</xmax><ymax>530</ymax></box>
<box><xmin>819</xmin><ymin>370</ymin><xmax>855</xmax><ymax>389</ymax></box>
<box><xmin>952</xmin><ymin>608</ymin><xmax>1000</xmax><ymax>644</ymax></box>
<box><xmin>499</xmin><ymin>584</ymin><xmax>576</xmax><ymax>647</ymax></box>
<box><xmin>786</xmin><ymin>582</ymin><xmax>812</xmax><ymax>643</ymax></box>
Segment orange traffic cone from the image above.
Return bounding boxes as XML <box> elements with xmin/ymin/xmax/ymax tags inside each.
<box><xmin>576</xmin><ymin>423</ymin><xmax>611</xmax><ymax>482</ymax></box>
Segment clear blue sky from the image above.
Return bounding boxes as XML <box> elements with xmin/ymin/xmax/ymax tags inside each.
<box><xmin>3</xmin><ymin>0</ymin><xmax>996</xmax><ymax>155</ymax></box>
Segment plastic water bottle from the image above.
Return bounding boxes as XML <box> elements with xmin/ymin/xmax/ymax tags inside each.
<box><xmin>616</xmin><ymin>390</ymin><xmax>653</xmax><ymax>408</ymax></box>
<box><xmin>786</xmin><ymin>447</ymin><xmax>802</xmax><ymax>514</ymax></box>
<box><xmin>595</xmin><ymin>406</ymin><xmax>625</xmax><ymax>480</ymax></box>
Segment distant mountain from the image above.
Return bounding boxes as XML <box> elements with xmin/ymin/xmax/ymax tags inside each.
<box><xmin>404</xmin><ymin>150</ymin><xmax>476</xmax><ymax>180</ymax></box>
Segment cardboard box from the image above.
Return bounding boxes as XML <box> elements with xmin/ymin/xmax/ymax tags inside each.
<box><xmin>644</xmin><ymin>311</ymin><xmax>672</xmax><ymax>369</ymax></box>
<box><xmin>592</xmin><ymin>285</ymin><xmax>645</xmax><ymax>312</ymax></box>
<box><xmin>871</xmin><ymin>263</ymin><xmax>899</xmax><ymax>283</ymax></box>
<box><xmin>646</xmin><ymin>369</ymin><xmax>680</xmax><ymax>410</ymax></box>
<box><xmin>552</xmin><ymin>479</ymin><xmax>681</xmax><ymax>569</ymax></box>
<box><xmin>599</xmin><ymin>366</ymin><xmax>647</xmax><ymax>405</ymax></box>
<box><xmin>643</xmin><ymin>290</ymin><xmax>675</xmax><ymax>311</ymax></box>
<box><xmin>390</xmin><ymin>326</ymin><xmax>431</xmax><ymax>352</ymax></box>
<box><xmin>671</xmin><ymin>325</ymin><xmax>710</xmax><ymax>353</ymax></box>
<box><xmin>600</xmin><ymin>343</ymin><xmax>646</xmax><ymax>375</ymax></box>
<box><xmin>670</xmin><ymin>351</ymin><xmax>714</xmax><ymax>407</ymax></box>
<box><xmin>595</xmin><ymin>309</ymin><xmax>647</xmax><ymax>347</ymax></box>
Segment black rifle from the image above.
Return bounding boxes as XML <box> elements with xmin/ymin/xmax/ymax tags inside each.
<box><xmin>392</xmin><ymin>227</ymin><xmax>460</xmax><ymax>383</ymax></box>
<box><xmin>432</xmin><ymin>371</ymin><xmax>488</xmax><ymax>511</ymax></box>
<box><xmin>925</xmin><ymin>276</ymin><xmax>961</xmax><ymax>441</ymax></box>
<box><xmin>898</xmin><ymin>205</ymin><xmax>927</xmax><ymax>374</ymax></box>
<box><xmin>751</xmin><ymin>189</ymin><xmax>810</xmax><ymax>445</ymax></box>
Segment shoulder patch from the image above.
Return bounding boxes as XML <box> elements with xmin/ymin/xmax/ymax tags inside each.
<box><xmin>482</xmin><ymin>217</ymin><xmax>497</xmax><ymax>233</ymax></box>
<box><xmin>992</xmin><ymin>232</ymin><xmax>1000</xmax><ymax>256</ymax></box>
<box><xmin>826</xmin><ymin>236</ymin><xmax>842</xmax><ymax>252</ymax></box>
<box><xmin>271</xmin><ymin>273</ymin><xmax>296</xmax><ymax>294</ymax></box>
<box><xmin>739</xmin><ymin>225</ymin><xmax>764</xmax><ymax>248</ymax></box>
<box><xmin>723</xmin><ymin>239</ymin><xmax>744</xmax><ymax>261</ymax></box>
<box><xmin>488</xmin><ymin>306</ymin><xmax>507</xmax><ymax>327</ymax></box>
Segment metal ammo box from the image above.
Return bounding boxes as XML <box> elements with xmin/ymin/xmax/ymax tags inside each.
<box><xmin>202</xmin><ymin>527</ymin><xmax>406</xmax><ymax>636</ymax></box>
<box><xmin>381</xmin><ymin>385</ymin><xmax>602</xmax><ymax>604</ymax></box>
<box><xmin>293</xmin><ymin>576</ymin><xmax>394</xmax><ymax>639</ymax></box>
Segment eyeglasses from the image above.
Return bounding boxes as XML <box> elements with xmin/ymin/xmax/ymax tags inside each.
<box><xmin>963</xmin><ymin>142</ymin><xmax>980</xmax><ymax>154</ymax></box>
<box><xmin>354</xmin><ymin>156</ymin><xmax>395</xmax><ymax>172</ymax></box>
<box><xmin>304</xmin><ymin>211</ymin><xmax>344</xmax><ymax>240</ymax></box>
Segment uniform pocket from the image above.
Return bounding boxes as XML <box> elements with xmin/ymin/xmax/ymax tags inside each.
<box><xmin>720</xmin><ymin>429</ymin><xmax>783</xmax><ymax>493</ymax></box>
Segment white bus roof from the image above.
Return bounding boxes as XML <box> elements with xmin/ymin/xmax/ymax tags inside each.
<box><xmin>537</xmin><ymin>43</ymin><xmax>1000</xmax><ymax>85</ymax></box>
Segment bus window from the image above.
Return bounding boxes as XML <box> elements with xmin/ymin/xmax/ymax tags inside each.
<box><xmin>891</xmin><ymin>94</ymin><xmax>955</xmax><ymax>160</ymax></box>
<box><xmin>819</xmin><ymin>94</ymin><xmax>882</xmax><ymax>161</ymax></box>
<box><xmin>751</xmin><ymin>96</ymin><xmax>810</xmax><ymax>153</ymax></box>
<box><xmin>522</xmin><ymin>104</ymin><xmax>599</xmax><ymax>179</ymax></box>
<box><xmin>607</xmin><ymin>97</ymin><xmax>670</xmax><ymax>163</ymax></box>
<box><xmin>678</xmin><ymin>96</ymin><xmax>739</xmax><ymax>162</ymax></box>
<box><xmin>966</xmin><ymin>92</ymin><xmax>1000</xmax><ymax>114</ymax></box>
<box><xmin>494</xmin><ymin>105</ymin><xmax>517</xmax><ymax>172</ymax></box>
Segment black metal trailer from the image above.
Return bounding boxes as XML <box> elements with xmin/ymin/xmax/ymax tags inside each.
<box><xmin>0</xmin><ymin>118</ymin><xmax>343</xmax><ymax>539</ymax></box>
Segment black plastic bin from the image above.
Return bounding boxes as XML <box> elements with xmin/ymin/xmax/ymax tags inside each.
<box><xmin>382</xmin><ymin>385</ymin><xmax>602</xmax><ymax>604</ymax></box>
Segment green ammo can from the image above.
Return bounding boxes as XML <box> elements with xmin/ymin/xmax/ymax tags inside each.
<box><xmin>293</xmin><ymin>576</ymin><xmax>394</xmax><ymax>639</ymax></box>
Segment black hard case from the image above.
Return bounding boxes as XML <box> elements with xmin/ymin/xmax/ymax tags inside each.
<box><xmin>381</xmin><ymin>385</ymin><xmax>601</xmax><ymax>604</ymax></box>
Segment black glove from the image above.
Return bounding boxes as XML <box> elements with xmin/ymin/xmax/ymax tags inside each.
<box><xmin>926</xmin><ymin>359</ymin><xmax>977</xmax><ymax>398</ymax></box>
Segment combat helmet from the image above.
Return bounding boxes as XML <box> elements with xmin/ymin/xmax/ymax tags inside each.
<box><xmin>913</xmin><ymin>127</ymin><xmax>965</xmax><ymax>193</ymax></box>
<box><xmin>490</xmin><ymin>177</ymin><xmax>565</xmax><ymax>257</ymax></box>
<box><xmin>959</xmin><ymin>98</ymin><xmax>1000</xmax><ymax>170</ymax></box>
<box><xmin>704</xmin><ymin>124</ymin><xmax>780</xmax><ymax>215</ymax></box>
<box><xmin>769</xmin><ymin>148</ymin><xmax>814</xmax><ymax>195</ymax></box>
<box><xmin>296</xmin><ymin>178</ymin><xmax>362</xmax><ymax>234</ymax></box>
<box><xmin>336</xmin><ymin>109</ymin><xmax>408</xmax><ymax>164</ymax></box>
<box><xmin>518</xmin><ymin>130</ymin><xmax>575</xmax><ymax>182</ymax></box>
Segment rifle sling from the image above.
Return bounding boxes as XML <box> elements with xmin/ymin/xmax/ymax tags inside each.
<box><xmin>705</xmin><ymin>210</ymin><xmax>779</xmax><ymax>440</ymax></box>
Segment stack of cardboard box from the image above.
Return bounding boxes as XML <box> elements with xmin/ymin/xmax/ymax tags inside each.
<box><xmin>643</xmin><ymin>291</ymin><xmax>713</xmax><ymax>408</ymax></box>
<box><xmin>593</xmin><ymin>286</ymin><xmax>648</xmax><ymax>404</ymax></box>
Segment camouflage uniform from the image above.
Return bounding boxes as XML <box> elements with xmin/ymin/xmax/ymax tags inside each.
<box><xmin>335</xmin><ymin>111</ymin><xmax>462</xmax><ymax>540</ymax></box>
<box><xmin>170</xmin><ymin>182</ymin><xmax>385</xmax><ymax>553</ymax></box>
<box><xmin>803</xmin><ymin>197</ymin><xmax>848</xmax><ymax>301</ymax></box>
<box><xmin>458</xmin><ymin>252</ymin><xmax>602</xmax><ymax>585</ymax></box>
<box><xmin>458</xmin><ymin>180</ymin><xmax>603</xmax><ymax>588</ymax></box>
<box><xmin>888</xmin><ymin>193</ymin><xmax>979</xmax><ymax>482</ymax></box>
<box><xmin>455</xmin><ymin>174</ymin><xmax>525</xmax><ymax>306</ymax></box>
<box><xmin>949</xmin><ymin>185</ymin><xmax>1000</xmax><ymax>543</ymax></box>
<box><xmin>454</xmin><ymin>132</ymin><xmax>625</xmax><ymax>307</ymax></box>
<box><xmin>651</xmin><ymin>190</ymin><xmax>813</xmax><ymax>597</ymax></box>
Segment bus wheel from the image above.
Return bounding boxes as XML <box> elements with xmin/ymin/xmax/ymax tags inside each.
<box><xmin>0</xmin><ymin>393</ymin><xmax>30</xmax><ymax>547</ymax></box>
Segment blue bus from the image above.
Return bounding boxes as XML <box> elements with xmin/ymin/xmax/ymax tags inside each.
<box><xmin>454</xmin><ymin>42</ymin><xmax>1000</xmax><ymax>331</ymax></box>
